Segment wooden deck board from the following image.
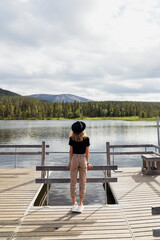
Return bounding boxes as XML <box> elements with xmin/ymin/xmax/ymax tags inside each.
<box><xmin>110</xmin><ymin>167</ymin><xmax>160</xmax><ymax>239</ymax></box>
<box><xmin>0</xmin><ymin>168</ymin><xmax>160</xmax><ymax>239</ymax></box>
<box><xmin>0</xmin><ymin>169</ymin><xmax>41</xmax><ymax>240</ymax></box>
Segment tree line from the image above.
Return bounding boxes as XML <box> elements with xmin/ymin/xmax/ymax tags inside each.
<box><xmin>0</xmin><ymin>95</ymin><xmax>160</xmax><ymax>119</ymax></box>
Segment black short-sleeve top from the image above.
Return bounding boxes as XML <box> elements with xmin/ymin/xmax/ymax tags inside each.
<box><xmin>69</xmin><ymin>137</ymin><xmax>90</xmax><ymax>154</ymax></box>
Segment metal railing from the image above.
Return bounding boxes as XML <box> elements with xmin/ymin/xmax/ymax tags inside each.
<box><xmin>1</xmin><ymin>141</ymin><xmax>158</xmax><ymax>169</ymax></box>
<box><xmin>106</xmin><ymin>142</ymin><xmax>160</xmax><ymax>166</ymax></box>
<box><xmin>0</xmin><ymin>142</ymin><xmax>49</xmax><ymax>168</ymax></box>
<box><xmin>44</xmin><ymin>143</ymin><xmax>160</xmax><ymax>175</ymax></box>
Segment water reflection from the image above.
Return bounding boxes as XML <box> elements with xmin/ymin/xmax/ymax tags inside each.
<box><xmin>0</xmin><ymin>119</ymin><xmax>158</xmax><ymax>160</ymax></box>
<box><xmin>49</xmin><ymin>183</ymin><xmax>105</xmax><ymax>206</ymax></box>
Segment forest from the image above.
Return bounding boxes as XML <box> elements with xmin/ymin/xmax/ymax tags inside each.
<box><xmin>0</xmin><ymin>95</ymin><xmax>160</xmax><ymax>120</ymax></box>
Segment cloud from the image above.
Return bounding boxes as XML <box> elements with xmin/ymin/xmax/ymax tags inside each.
<box><xmin>0</xmin><ymin>0</ymin><xmax>160</xmax><ymax>101</ymax></box>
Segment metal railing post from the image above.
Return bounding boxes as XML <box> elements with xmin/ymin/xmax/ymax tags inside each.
<box><xmin>112</xmin><ymin>147</ymin><xmax>115</xmax><ymax>165</ymax></box>
<box><xmin>157</xmin><ymin>116</ymin><xmax>160</xmax><ymax>153</ymax></box>
<box><xmin>106</xmin><ymin>142</ymin><xmax>111</xmax><ymax>177</ymax></box>
<box><xmin>41</xmin><ymin>141</ymin><xmax>46</xmax><ymax>178</ymax></box>
<box><xmin>46</xmin><ymin>170</ymin><xmax>50</xmax><ymax>206</ymax></box>
<box><xmin>104</xmin><ymin>169</ymin><xmax>107</xmax><ymax>205</ymax></box>
<box><xmin>14</xmin><ymin>147</ymin><xmax>17</xmax><ymax>168</ymax></box>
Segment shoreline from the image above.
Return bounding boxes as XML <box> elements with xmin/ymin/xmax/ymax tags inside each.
<box><xmin>0</xmin><ymin>116</ymin><xmax>157</xmax><ymax>121</ymax></box>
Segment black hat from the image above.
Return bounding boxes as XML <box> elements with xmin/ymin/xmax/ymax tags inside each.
<box><xmin>71</xmin><ymin>121</ymin><xmax>86</xmax><ymax>134</ymax></box>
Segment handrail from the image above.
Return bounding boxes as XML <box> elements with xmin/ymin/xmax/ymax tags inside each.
<box><xmin>0</xmin><ymin>145</ymin><xmax>49</xmax><ymax>148</ymax></box>
<box><xmin>0</xmin><ymin>142</ymin><xmax>49</xmax><ymax>168</ymax></box>
<box><xmin>43</xmin><ymin>143</ymin><xmax>160</xmax><ymax>154</ymax></box>
<box><xmin>110</xmin><ymin>144</ymin><xmax>154</xmax><ymax>148</ymax></box>
<box><xmin>46</xmin><ymin>151</ymin><xmax>107</xmax><ymax>154</ymax></box>
<box><xmin>36</xmin><ymin>165</ymin><xmax>117</xmax><ymax>171</ymax></box>
<box><xmin>36</xmin><ymin>177</ymin><xmax>117</xmax><ymax>184</ymax></box>
<box><xmin>110</xmin><ymin>151</ymin><xmax>154</xmax><ymax>155</ymax></box>
<box><xmin>109</xmin><ymin>144</ymin><xmax>160</xmax><ymax>152</ymax></box>
<box><xmin>0</xmin><ymin>152</ymin><xmax>42</xmax><ymax>155</ymax></box>
<box><xmin>106</xmin><ymin>142</ymin><xmax>160</xmax><ymax>168</ymax></box>
<box><xmin>108</xmin><ymin>144</ymin><xmax>160</xmax><ymax>156</ymax></box>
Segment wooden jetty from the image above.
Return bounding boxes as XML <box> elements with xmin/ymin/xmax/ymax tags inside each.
<box><xmin>1</xmin><ymin>142</ymin><xmax>160</xmax><ymax>239</ymax></box>
<box><xmin>0</xmin><ymin>167</ymin><xmax>160</xmax><ymax>240</ymax></box>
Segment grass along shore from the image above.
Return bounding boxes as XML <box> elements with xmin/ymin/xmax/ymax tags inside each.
<box><xmin>1</xmin><ymin>116</ymin><xmax>157</xmax><ymax>121</ymax></box>
<box><xmin>64</xmin><ymin>116</ymin><xmax>157</xmax><ymax>121</ymax></box>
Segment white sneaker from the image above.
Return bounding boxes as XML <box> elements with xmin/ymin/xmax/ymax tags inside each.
<box><xmin>72</xmin><ymin>204</ymin><xmax>78</xmax><ymax>212</ymax></box>
<box><xmin>77</xmin><ymin>204</ymin><xmax>84</xmax><ymax>213</ymax></box>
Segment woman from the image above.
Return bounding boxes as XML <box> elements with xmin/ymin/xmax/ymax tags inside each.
<box><xmin>66</xmin><ymin>121</ymin><xmax>93</xmax><ymax>213</ymax></box>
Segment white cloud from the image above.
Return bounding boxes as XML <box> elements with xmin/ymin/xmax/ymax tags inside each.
<box><xmin>0</xmin><ymin>0</ymin><xmax>160</xmax><ymax>101</ymax></box>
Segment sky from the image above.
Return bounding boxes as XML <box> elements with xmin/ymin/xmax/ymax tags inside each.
<box><xmin>0</xmin><ymin>0</ymin><xmax>160</xmax><ymax>101</ymax></box>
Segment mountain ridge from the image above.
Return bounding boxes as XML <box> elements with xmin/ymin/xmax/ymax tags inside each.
<box><xmin>28</xmin><ymin>93</ymin><xmax>93</xmax><ymax>103</ymax></box>
<box><xmin>0</xmin><ymin>88</ymin><xmax>20</xmax><ymax>97</ymax></box>
<box><xmin>0</xmin><ymin>88</ymin><xmax>93</xmax><ymax>102</ymax></box>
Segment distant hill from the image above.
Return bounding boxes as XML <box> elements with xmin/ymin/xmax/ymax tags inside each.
<box><xmin>28</xmin><ymin>94</ymin><xmax>93</xmax><ymax>103</ymax></box>
<box><xmin>0</xmin><ymin>88</ymin><xmax>93</xmax><ymax>103</ymax></box>
<box><xmin>0</xmin><ymin>88</ymin><xmax>20</xmax><ymax>97</ymax></box>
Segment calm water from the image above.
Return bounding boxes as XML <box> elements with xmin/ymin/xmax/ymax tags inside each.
<box><xmin>0</xmin><ymin>120</ymin><xmax>158</xmax><ymax>205</ymax></box>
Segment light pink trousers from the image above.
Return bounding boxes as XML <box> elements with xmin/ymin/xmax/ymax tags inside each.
<box><xmin>70</xmin><ymin>154</ymin><xmax>87</xmax><ymax>199</ymax></box>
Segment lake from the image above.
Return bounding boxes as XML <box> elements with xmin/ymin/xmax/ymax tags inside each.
<box><xmin>0</xmin><ymin>120</ymin><xmax>158</xmax><ymax>205</ymax></box>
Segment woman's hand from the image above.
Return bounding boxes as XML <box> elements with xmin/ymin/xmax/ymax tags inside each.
<box><xmin>87</xmin><ymin>163</ymin><xmax>93</xmax><ymax>170</ymax></box>
<box><xmin>66</xmin><ymin>164</ymin><xmax>70</xmax><ymax>170</ymax></box>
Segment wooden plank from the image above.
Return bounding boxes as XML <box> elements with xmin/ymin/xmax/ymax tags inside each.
<box><xmin>0</xmin><ymin>145</ymin><xmax>49</xmax><ymax>148</ymax></box>
<box><xmin>0</xmin><ymin>152</ymin><xmax>41</xmax><ymax>155</ymax></box>
<box><xmin>110</xmin><ymin>144</ymin><xmax>154</xmax><ymax>148</ymax></box>
<box><xmin>14</xmin><ymin>232</ymin><xmax>132</xmax><ymax>238</ymax></box>
<box><xmin>142</xmin><ymin>154</ymin><xmax>160</xmax><ymax>160</ymax></box>
<box><xmin>36</xmin><ymin>165</ymin><xmax>118</xmax><ymax>171</ymax></box>
<box><xmin>110</xmin><ymin>151</ymin><xmax>154</xmax><ymax>155</ymax></box>
<box><xmin>11</xmin><ymin>236</ymin><xmax>133</xmax><ymax>240</ymax></box>
<box><xmin>35</xmin><ymin>177</ymin><xmax>118</xmax><ymax>184</ymax></box>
